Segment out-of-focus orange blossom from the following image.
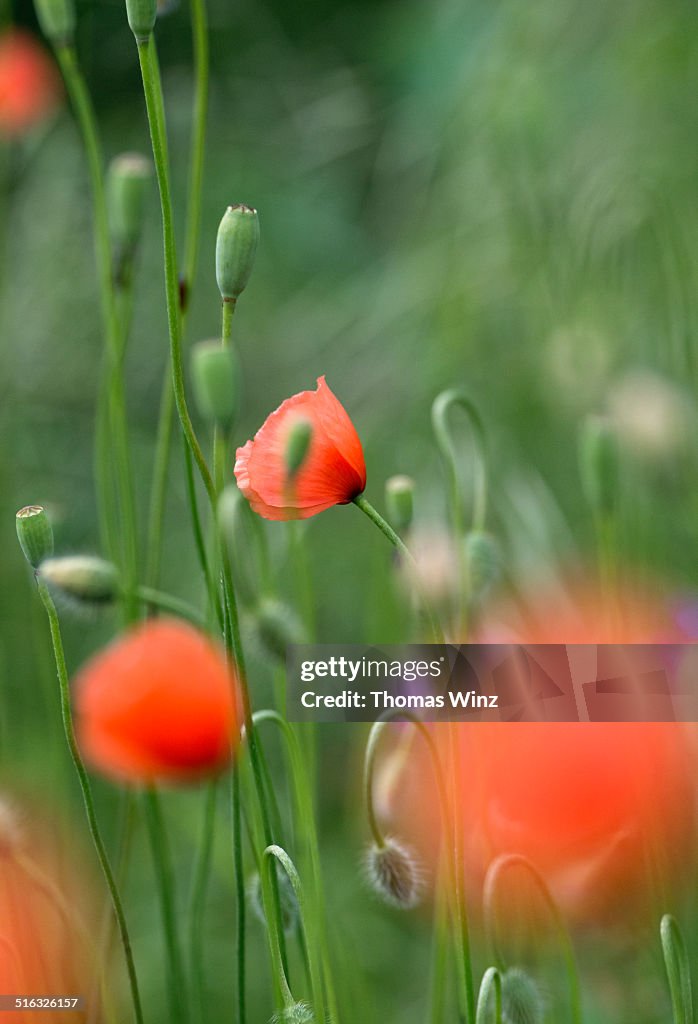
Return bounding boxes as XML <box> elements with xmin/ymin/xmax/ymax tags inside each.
<box><xmin>0</xmin><ymin>30</ymin><xmax>60</xmax><ymax>137</ymax></box>
<box><xmin>380</xmin><ymin>580</ymin><xmax>697</xmax><ymax>924</ymax></box>
<box><xmin>0</xmin><ymin>796</ymin><xmax>100</xmax><ymax>1023</ymax></box>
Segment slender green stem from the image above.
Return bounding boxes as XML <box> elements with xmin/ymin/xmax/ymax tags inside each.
<box><xmin>54</xmin><ymin>42</ymin><xmax>140</xmax><ymax>620</ymax></box>
<box><xmin>429</xmin><ymin>874</ymin><xmax>450</xmax><ymax>1024</ymax></box>
<box><xmin>475</xmin><ymin>968</ymin><xmax>502</xmax><ymax>1024</ymax></box>
<box><xmin>142</xmin><ymin>787</ymin><xmax>189</xmax><ymax>1024</ymax></box>
<box><xmin>353</xmin><ymin>495</ymin><xmax>445</xmax><ymax>642</ymax></box>
<box><xmin>136</xmin><ymin>585</ymin><xmax>206</xmax><ymax>626</ymax></box>
<box><xmin>448</xmin><ymin>725</ymin><xmax>475</xmax><ymax>1024</ymax></box>
<box><xmin>146</xmin><ymin>0</ymin><xmax>209</xmax><ymax>592</ymax></box>
<box><xmin>136</xmin><ymin>36</ymin><xmax>215</xmax><ymax>503</ymax></box>
<box><xmin>231</xmin><ymin>764</ymin><xmax>247</xmax><ymax>1024</ymax></box>
<box><xmin>431</xmin><ymin>389</ymin><xmax>488</xmax><ymax>535</ymax></box>
<box><xmin>483</xmin><ymin>854</ymin><xmax>582</xmax><ymax>1024</ymax></box>
<box><xmin>36</xmin><ymin>578</ymin><xmax>144</xmax><ymax>1024</ymax></box>
<box><xmin>189</xmin><ymin>779</ymin><xmax>218</xmax><ymax>1024</ymax></box>
<box><xmin>661</xmin><ymin>914</ymin><xmax>693</xmax><ymax>1024</ymax></box>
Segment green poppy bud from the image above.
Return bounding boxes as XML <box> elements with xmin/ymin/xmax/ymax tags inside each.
<box><xmin>125</xmin><ymin>0</ymin><xmax>157</xmax><ymax>42</ymax></box>
<box><xmin>385</xmin><ymin>475</ymin><xmax>414</xmax><ymax>533</ymax></box>
<box><xmin>501</xmin><ymin>967</ymin><xmax>545</xmax><ymax>1024</ymax></box>
<box><xmin>365</xmin><ymin>838</ymin><xmax>423</xmax><ymax>909</ymax></box>
<box><xmin>254</xmin><ymin>598</ymin><xmax>305</xmax><ymax>662</ymax></box>
<box><xmin>215</xmin><ymin>205</ymin><xmax>259</xmax><ymax>301</ymax></box>
<box><xmin>107</xmin><ymin>153</ymin><xmax>152</xmax><ymax>261</ymax></box>
<box><xmin>217</xmin><ymin>485</ymin><xmax>258</xmax><ymax>606</ymax></box>
<box><xmin>33</xmin><ymin>0</ymin><xmax>75</xmax><ymax>45</ymax></box>
<box><xmin>191</xmin><ymin>340</ymin><xmax>240</xmax><ymax>426</ymax></box>
<box><xmin>272</xmin><ymin>1005</ymin><xmax>315</xmax><ymax>1024</ymax></box>
<box><xmin>284</xmin><ymin>417</ymin><xmax>313</xmax><ymax>478</ymax></box>
<box><xmin>248</xmin><ymin>867</ymin><xmax>299</xmax><ymax>936</ymax></box>
<box><xmin>16</xmin><ymin>506</ymin><xmax>54</xmax><ymax>569</ymax></box>
<box><xmin>579</xmin><ymin>415</ymin><xmax>618</xmax><ymax>518</ymax></box>
<box><xmin>464</xmin><ymin>530</ymin><xmax>500</xmax><ymax>603</ymax></box>
<box><xmin>39</xmin><ymin>556</ymin><xmax>120</xmax><ymax>610</ymax></box>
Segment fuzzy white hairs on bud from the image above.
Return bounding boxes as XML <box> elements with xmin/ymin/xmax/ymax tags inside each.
<box><xmin>501</xmin><ymin>967</ymin><xmax>545</xmax><ymax>1024</ymax></box>
<box><xmin>364</xmin><ymin>837</ymin><xmax>424</xmax><ymax>910</ymax></box>
<box><xmin>271</xmin><ymin>1003</ymin><xmax>315</xmax><ymax>1024</ymax></box>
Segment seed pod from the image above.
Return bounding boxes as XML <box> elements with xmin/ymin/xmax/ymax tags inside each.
<box><xmin>191</xmin><ymin>341</ymin><xmax>240</xmax><ymax>426</ymax></box>
<box><xmin>16</xmin><ymin>506</ymin><xmax>54</xmax><ymax>568</ymax></box>
<box><xmin>248</xmin><ymin>867</ymin><xmax>299</xmax><ymax>936</ymax></box>
<box><xmin>125</xmin><ymin>0</ymin><xmax>157</xmax><ymax>42</ymax></box>
<box><xmin>33</xmin><ymin>0</ymin><xmax>75</xmax><ymax>45</ymax></box>
<box><xmin>215</xmin><ymin>205</ymin><xmax>259</xmax><ymax>301</ymax></box>
<box><xmin>284</xmin><ymin>418</ymin><xmax>313</xmax><ymax>478</ymax></box>
<box><xmin>271</xmin><ymin>1004</ymin><xmax>315</xmax><ymax>1024</ymax></box>
<box><xmin>39</xmin><ymin>556</ymin><xmax>119</xmax><ymax>610</ymax></box>
<box><xmin>217</xmin><ymin>485</ymin><xmax>259</xmax><ymax>607</ymax></box>
<box><xmin>501</xmin><ymin>967</ymin><xmax>545</xmax><ymax>1024</ymax></box>
<box><xmin>578</xmin><ymin>415</ymin><xmax>618</xmax><ymax>518</ymax></box>
<box><xmin>365</xmin><ymin>838</ymin><xmax>423</xmax><ymax>909</ymax></box>
<box><xmin>464</xmin><ymin>530</ymin><xmax>500</xmax><ymax>602</ymax></box>
<box><xmin>385</xmin><ymin>475</ymin><xmax>414</xmax><ymax>533</ymax></box>
<box><xmin>254</xmin><ymin>598</ymin><xmax>305</xmax><ymax>662</ymax></box>
<box><xmin>107</xmin><ymin>153</ymin><xmax>152</xmax><ymax>261</ymax></box>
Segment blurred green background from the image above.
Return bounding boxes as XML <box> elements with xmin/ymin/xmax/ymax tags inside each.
<box><xmin>3</xmin><ymin>0</ymin><xmax>698</xmax><ymax>1020</ymax></box>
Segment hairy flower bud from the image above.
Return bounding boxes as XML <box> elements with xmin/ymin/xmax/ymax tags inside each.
<box><xmin>107</xmin><ymin>152</ymin><xmax>152</xmax><ymax>264</ymax></box>
<box><xmin>501</xmin><ymin>968</ymin><xmax>545</xmax><ymax>1024</ymax></box>
<box><xmin>385</xmin><ymin>475</ymin><xmax>414</xmax><ymax>533</ymax></box>
<box><xmin>579</xmin><ymin>415</ymin><xmax>618</xmax><ymax>518</ymax></box>
<box><xmin>39</xmin><ymin>556</ymin><xmax>119</xmax><ymax>611</ymax></box>
<box><xmin>33</xmin><ymin>0</ymin><xmax>75</xmax><ymax>44</ymax></box>
<box><xmin>215</xmin><ymin>205</ymin><xmax>259</xmax><ymax>301</ymax></box>
<box><xmin>125</xmin><ymin>0</ymin><xmax>157</xmax><ymax>42</ymax></box>
<box><xmin>248</xmin><ymin>867</ymin><xmax>299</xmax><ymax>936</ymax></box>
<box><xmin>16</xmin><ymin>506</ymin><xmax>53</xmax><ymax>568</ymax></box>
<box><xmin>272</xmin><ymin>1004</ymin><xmax>315</xmax><ymax>1024</ymax></box>
<box><xmin>365</xmin><ymin>838</ymin><xmax>423</xmax><ymax>909</ymax></box>
<box><xmin>191</xmin><ymin>340</ymin><xmax>240</xmax><ymax>426</ymax></box>
<box><xmin>253</xmin><ymin>598</ymin><xmax>305</xmax><ymax>662</ymax></box>
<box><xmin>464</xmin><ymin>530</ymin><xmax>500</xmax><ymax>603</ymax></box>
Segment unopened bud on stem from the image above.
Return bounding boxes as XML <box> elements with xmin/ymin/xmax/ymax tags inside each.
<box><xmin>107</xmin><ymin>153</ymin><xmax>152</xmax><ymax>267</ymax></box>
<box><xmin>39</xmin><ymin>556</ymin><xmax>120</xmax><ymax>610</ymax></box>
<box><xmin>16</xmin><ymin>506</ymin><xmax>54</xmax><ymax>568</ymax></box>
<box><xmin>365</xmin><ymin>838</ymin><xmax>423</xmax><ymax>909</ymax></box>
<box><xmin>191</xmin><ymin>341</ymin><xmax>240</xmax><ymax>426</ymax></box>
<box><xmin>33</xmin><ymin>0</ymin><xmax>75</xmax><ymax>45</ymax></box>
<box><xmin>125</xmin><ymin>0</ymin><xmax>157</xmax><ymax>42</ymax></box>
<box><xmin>215</xmin><ymin>205</ymin><xmax>259</xmax><ymax>301</ymax></box>
<box><xmin>385</xmin><ymin>475</ymin><xmax>414</xmax><ymax>533</ymax></box>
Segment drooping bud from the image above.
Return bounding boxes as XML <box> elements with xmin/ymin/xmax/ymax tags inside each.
<box><xmin>107</xmin><ymin>153</ymin><xmax>152</xmax><ymax>266</ymax></box>
<box><xmin>125</xmin><ymin>0</ymin><xmax>157</xmax><ymax>42</ymax></box>
<box><xmin>191</xmin><ymin>341</ymin><xmax>240</xmax><ymax>426</ymax></box>
<box><xmin>578</xmin><ymin>415</ymin><xmax>618</xmax><ymax>518</ymax></box>
<box><xmin>271</xmin><ymin>1004</ymin><xmax>315</xmax><ymax>1024</ymax></box>
<box><xmin>385</xmin><ymin>475</ymin><xmax>414</xmax><ymax>533</ymax></box>
<box><xmin>248</xmin><ymin>867</ymin><xmax>299</xmax><ymax>936</ymax></box>
<box><xmin>33</xmin><ymin>0</ymin><xmax>75</xmax><ymax>45</ymax></box>
<box><xmin>16</xmin><ymin>506</ymin><xmax>54</xmax><ymax>568</ymax></box>
<box><xmin>464</xmin><ymin>530</ymin><xmax>500</xmax><ymax>603</ymax></box>
<box><xmin>284</xmin><ymin>417</ymin><xmax>313</xmax><ymax>478</ymax></box>
<box><xmin>39</xmin><ymin>556</ymin><xmax>120</xmax><ymax>611</ymax></box>
<box><xmin>365</xmin><ymin>838</ymin><xmax>423</xmax><ymax>909</ymax></box>
<box><xmin>253</xmin><ymin>598</ymin><xmax>305</xmax><ymax>662</ymax></box>
<box><xmin>501</xmin><ymin>967</ymin><xmax>545</xmax><ymax>1024</ymax></box>
<box><xmin>217</xmin><ymin>485</ymin><xmax>259</xmax><ymax>606</ymax></box>
<box><xmin>215</xmin><ymin>205</ymin><xmax>259</xmax><ymax>301</ymax></box>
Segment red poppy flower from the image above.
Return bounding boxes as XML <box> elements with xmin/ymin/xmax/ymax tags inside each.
<box><xmin>75</xmin><ymin>620</ymin><xmax>241</xmax><ymax>784</ymax></box>
<box><xmin>382</xmin><ymin>583</ymin><xmax>697</xmax><ymax>922</ymax></box>
<box><xmin>234</xmin><ymin>376</ymin><xmax>366</xmax><ymax>520</ymax></box>
<box><xmin>0</xmin><ymin>30</ymin><xmax>60</xmax><ymax>137</ymax></box>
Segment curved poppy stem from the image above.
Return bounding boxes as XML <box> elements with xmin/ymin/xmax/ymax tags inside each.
<box><xmin>353</xmin><ymin>495</ymin><xmax>445</xmax><ymax>643</ymax></box>
<box><xmin>661</xmin><ymin>914</ymin><xmax>694</xmax><ymax>1024</ymax></box>
<box><xmin>136</xmin><ymin>585</ymin><xmax>206</xmax><ymax>627</ymax></box>
<box><xmin>35</xmin><ymin>577</ymin><xmax>144</xmax><ymax>1024</ymax></box>
<box><xmin>483</xmin><ymin>853</ymin><xmax>582</xmax><ymax>1024</ymax></box>
<box><xmin>475</xmin><ymin>967</ymin><xmax>502</xmax><ymax>1024</ymax></box>
<box><xmin>431</xmin><ymin>389</ymin><xmax>488</xmax><ymax>536</ymax></box>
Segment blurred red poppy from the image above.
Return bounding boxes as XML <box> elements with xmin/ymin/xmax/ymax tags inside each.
<box><xmin>383</xmin><ymin>583</ymin><xmax>697</xmax><ymax>922</ymax></box>
<box><xmin>234</xmin><ymin>375</ymin><xmax>366</xmax><ymax>520</ymax></box>
<box><xmin>0</xmin><ymin>30</ymin><xmax>60</xmax><ymax>137</ymax></box>
<box><xmin>75</xmin><ymin>620</ymin><xmax>241</xmax><ymax>784</ymax></box>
